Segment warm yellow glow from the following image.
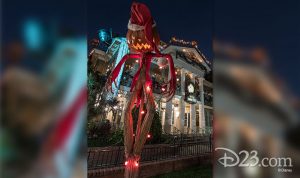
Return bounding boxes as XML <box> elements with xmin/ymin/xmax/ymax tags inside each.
<box><xmin>132</xmin><ymin>43</ymin><xmax>151</xmax><ymax>50</ymax></box>
<box><xmin>175</xmin><ymin>111</ymin><xmax>179</xmax><ymax>117</ymax></box>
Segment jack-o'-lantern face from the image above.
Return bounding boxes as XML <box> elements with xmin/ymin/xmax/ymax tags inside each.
<box><xmin>126</xmin><ymin>27</ymin><xmax>160</xmax><ymax>53</ymax></box>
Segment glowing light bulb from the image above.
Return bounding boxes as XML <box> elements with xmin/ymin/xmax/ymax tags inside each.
<box><xmin>135</xmin><ymin>59</ymin><xmax>139</xmax><ymax>63</ymax></box>
<box><xmin>125</xmin><ymin>161</ymin><xmax>128</xmax><ymax>166</ymax></box>
<box><xmin>146</xmin><ymin>85</ymin><xmax>151</xmax><ymax>92</ymax></box>
<box><xmin>159</xmin><ymin>66</ymin><xmax>163</xmax><ymax>69</ymax></box>
<box><xmin>177</xmin><ymin>78</ymin><xmax>180</xmax><ymax>81</ymax></box>
<box><xmin>135</xmin><ymin>162</ymin><xmax>139</xmax><ymax>167</ymax></box>
<box><xmin>161</xmin><ymin>88</ymin><xmax>166</xmax><ymax>92</ymax></box>
<box><xmin>147</xmin><ymin>134</ymin><xmax>151</xmax><ymax>138</ymax></box>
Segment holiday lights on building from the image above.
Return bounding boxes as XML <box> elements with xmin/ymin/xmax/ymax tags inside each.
<box><xmin>170</xmin><ymin>37</ymin><xmax>198</xmax><ymax>47</ymax></box>
<box><xmin>90</xmin><ymin>20</ymin><xmax>213</xmax><ymax>139</ymax></box>
<box><xmin>170</xmin><ymin>37</ymin><xmax>211</xmax><ymax>65</ymax></box>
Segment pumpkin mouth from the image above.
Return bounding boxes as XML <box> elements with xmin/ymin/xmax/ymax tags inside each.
<box><xmin>132</xmin><ymin>43</ymin><xmax>151</xmax><ymax>50</ymax></box>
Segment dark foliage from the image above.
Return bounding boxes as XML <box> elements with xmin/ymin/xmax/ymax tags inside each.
<box><xmin>87</xmin><ymin>119</ymin><xmax>111</xmax><ymax>139</ymax></box>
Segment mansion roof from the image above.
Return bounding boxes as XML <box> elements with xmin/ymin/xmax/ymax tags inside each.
<box><xmin>161</xmin><ymin>44</ymin><xmax>211</xmax><ymax>76</ymax></box>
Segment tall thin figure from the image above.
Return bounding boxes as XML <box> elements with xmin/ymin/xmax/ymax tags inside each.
<box><xmin>106</xmin><ymin>2</ymin><xmax>176</xmax><ymax>177</ymax></box>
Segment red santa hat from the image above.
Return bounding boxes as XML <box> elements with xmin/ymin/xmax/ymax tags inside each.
<box><xmin>128</xmin><ymin>2</ymin><xmax>156</xmax><ymax>45</ymax></box>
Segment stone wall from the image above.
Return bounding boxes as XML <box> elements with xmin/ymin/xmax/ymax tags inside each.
<box><xmin>88</xmin><ymin>154</ymin><xmax>211</xmax><ymax>178</ymax></box>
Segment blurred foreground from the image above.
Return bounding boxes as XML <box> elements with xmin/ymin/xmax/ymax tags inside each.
<box><xmin>214</xmin><ymin>41</ymin><xmax>300</xmax><ymax>178</ymax></box>
<box><xmin>1</xmin><ymin>0</ymin><xmax>87</xmax><ymax>178</ymax></box>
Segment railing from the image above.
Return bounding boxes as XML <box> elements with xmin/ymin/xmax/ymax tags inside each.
<box><xmin>88</xmin><ymin>136</ymin><xmax>212</xmax><ymax>170</ymax></box>
<box><xmin>162</xmin><ymin>125</ymin><xmax>181</xmax><ymax>135</ymax></box>
<box><xmin>204</xmin><ymin>127</ymin><xmax>213</xmax><ymax>134</ymax></box>
<box><xmin>182</xmin><ymin>127</ymin><xmax>198</xmax><ymax>135</ymax></box>
<box><xmin>196</xmin><ymin>127</ymin><xmax>212</xmax><ymax>135</ymax></box>
<box><xmin>170</xmin><ymin>126</ymin><xmax>181</xmax><ymax>135</ymax></box>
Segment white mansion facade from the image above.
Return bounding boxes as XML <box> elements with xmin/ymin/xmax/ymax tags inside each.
<box><xmin>91</xmin><ymin>39</ymin><xmax>213</xmax><ymax>135</ymax></box>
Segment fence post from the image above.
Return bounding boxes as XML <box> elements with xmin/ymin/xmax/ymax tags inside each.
<box><xmin>180</xmin><ymin>134</ymin><xmax>182</xmax><ymax>145</ymax></box>
<box><xmin>173</xmin><ymin>137</ymin><xmax>176</xmax><ymax>158</ymax></box>
<box><xmin>209</xmin><ymin>134</ymin><xmax>212</xmax><ymax>152</ymax></box>
<box><xmin>114</xmin><ymin>146</ymin><xmax>121</xmax><ymax>166</ymax></box>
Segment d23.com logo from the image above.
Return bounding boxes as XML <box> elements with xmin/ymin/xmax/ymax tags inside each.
<box><xmin>215</xmin><ymin>147</ymin><xmax>293</xmax><ymax>172</ymax></box>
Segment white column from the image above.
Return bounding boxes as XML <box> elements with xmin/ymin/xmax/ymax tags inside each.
<box><xmin>200</xmin><ymin>78</ymin><xmax>205</xmax><ymax>129</ymax></box>
<box><xmin>120</xmin><ymin>99</ymin><xmax>126</xmax><ymax>128</ymax></box>
<box><xmin>164</xmin><ymin>99</ymin><xmax>172</xmax><ymax>133</ymax></box>
<box><xmin>180</xmin><ymin>69</ymin><xmax>186</xmax><ymax>95</ymax></box>
<box><xmin>179</xmin><ymin>68</ymin><xmax>186</xmax><ymax>133</ymax></box>
<box><xmin>178</xmin><ymin>99</ymin><xmax>185</xmax><ymax>133</ymax></box>
<box><xmin>120</xmin><ymin>93</ymin><xmax>128</xmax><ymax>126</ymax></box>
<box><xmin>190</xmin><ymin>74</ymin><xmax>196</xmax><ymax>132</ymax></box>
<box><xmin>190</xmin><ymin>104</ymin><xmax>196</xmax><ymax>132</ymax></box>
<box><xmin>161</xmin><ymin>109</ymin><xmax>165</xmax><ymax>130</ymax></box>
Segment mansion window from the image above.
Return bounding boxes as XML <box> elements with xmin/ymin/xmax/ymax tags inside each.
<box><xmin>184</xmin><ymin>113</ymin><xmax>190</xmax><ymax>127</ymax></box>
<box><xmin>196</xmin><ymin>110</ymin><xmax>200</xmax><ymax>127</ymax></box>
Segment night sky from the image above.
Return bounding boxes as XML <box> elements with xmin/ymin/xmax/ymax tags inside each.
<box><xmin>87</xmin><ymin>0</ymin><xmax>300</xmax><ymax>97</ymax></box>
<box><xmin>2</xmin><ymin>0</ymin><xmax>299</xmax><ymax>97</ymax></box>
<box><xmin>87</xmin><ymin>0</ymin><xmax>213</xmax><ymax>59</ymax></box>
<box><xmin>214</xmin><ymin>0</ymin><xmax>300</xmax><ymax>98</ymax></box>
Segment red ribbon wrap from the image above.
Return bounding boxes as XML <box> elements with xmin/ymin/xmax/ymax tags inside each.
<box><xmin>107</xmin><ymin>52</ymin><xmax>176</xmax><ymax>103</ymax></box>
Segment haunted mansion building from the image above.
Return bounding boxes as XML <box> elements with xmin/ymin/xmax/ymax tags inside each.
<box><xmin>90</xmin><ymin>36</ymin><xmax>213</xmax><ymax>135</ymax></box>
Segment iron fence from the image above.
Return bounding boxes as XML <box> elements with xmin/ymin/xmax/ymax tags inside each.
<box><xmin>88</xmin><ymin>135</ymin><xmax>212</xmax><ymax>170</ymax></box>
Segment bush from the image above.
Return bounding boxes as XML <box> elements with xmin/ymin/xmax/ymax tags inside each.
<box><xmin>149</xmin><ymin>111</ymin><xmax>162</xmax><ymax>144</ymax></box>
<box><xmin>87</xmin><ymin>119</ymin><xmax>111</xmax><ymax>139</ymax></box>
<box><xmin>88</xmin><ymin>129</ymin><xmax>124</xmax><ymax>147</ymax></box>
<box><xmin>88</xmin><ymin>108</ymin><xmax>163</xmax><ymax>147</ymax></box>
<box><xmin>108</xmin><ymin>129</ymin><xmax>124</xmax><ymax>145</ymax></box>
<box><xmin>132</xmin><ymin>107</ymin><xmax>162</xmax><ymax>144</ymax></box>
